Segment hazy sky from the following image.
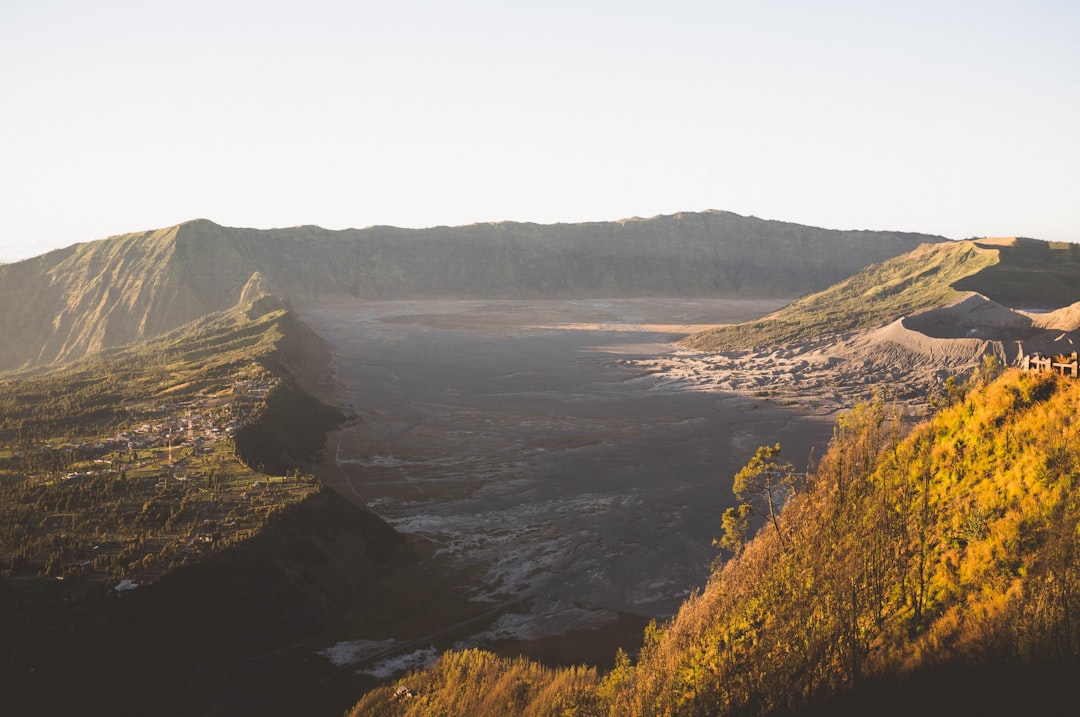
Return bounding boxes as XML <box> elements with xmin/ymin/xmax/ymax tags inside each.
<box><xmin>3</xmin><ymin>1</ymin><xmax>1079</xmax><ymax>262</ymax></box>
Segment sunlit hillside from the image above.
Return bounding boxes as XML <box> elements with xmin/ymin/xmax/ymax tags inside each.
<box><xmin>348</xmin><ymin>365</ymin><xmax>1080</xmax><ymax>715</ymax></box>
<box><xmin>682</xmin><ymin>237</ymin><xmax>1080</xmax><ymax>351</ymax></box>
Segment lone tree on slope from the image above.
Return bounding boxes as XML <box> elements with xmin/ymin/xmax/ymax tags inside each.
<box><xmin>731</xmin><ymin>442</ymin><xmax>798</xmax><ymax>549</ymax></box>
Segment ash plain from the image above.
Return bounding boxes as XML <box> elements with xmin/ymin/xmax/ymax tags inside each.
<box><xmin>303</xmin><ymin>299</ymin><xmax>838</xmax><ymax>674</ymax></box>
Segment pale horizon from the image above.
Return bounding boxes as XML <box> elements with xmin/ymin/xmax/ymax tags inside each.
<box><xmin>3</xmin><ymin>1</ymin><xmax>1078</xmax><ymax>263</ymax></box>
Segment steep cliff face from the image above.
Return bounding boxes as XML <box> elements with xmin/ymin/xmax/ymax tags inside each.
<box><xmin>0</xmin><ymin>222</ymin><xmax>229</xmax><ymax>368</ymax></box>
<box><xmin>234</xmin><ymin>370</ymin><xmax>346</xmax><ymax>476</ymax></box>
<box><xmin>207</xmin><ymin>211</ymin><xmax>942</xmax><ymax>303</ymax></box>
<box><xmin>0</xmin><ymin>212</ymin><xmax>942</xmax><ymax>370</ymax></box>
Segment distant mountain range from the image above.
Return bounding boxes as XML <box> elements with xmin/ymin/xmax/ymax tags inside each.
<box><xmin>0</xmin><ymin>211</ymin><xmax>941</xmax><ymax>370</ymax></box>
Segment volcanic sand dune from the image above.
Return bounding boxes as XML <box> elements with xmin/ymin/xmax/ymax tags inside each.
<box><xmin>1028</xmin><ymin>299</ymin><xmax>1080</xmax><ymax>332</ymax></box>
<box><xmin>902</xmin><ymin>293</ymin><xmax>1034</xmax><ymax>339</ymax></box>
<box><xmin>629</xmin><ymin>292</ymin><xmax>1080</xmax><ymax>415</ymax></box>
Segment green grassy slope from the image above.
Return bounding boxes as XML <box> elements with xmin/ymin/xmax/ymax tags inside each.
<box><xmin>682</xmin><ymin>240</ymin><xmax>996</xmax><ymax>351</ymax></box>
<box><xmin>347</xmin><ymin>368</ymin><xmax>1080</xmax><ymax>716</ymax></box>
<box><xmin>682</xmin><ymin>237</ymin><xmax>1080</xmax><ymax>352</ymax></box>
<box><xmin>0</xmin><ymin>212</ymin><xmax>942</xmax><ymax>370</ymax></box>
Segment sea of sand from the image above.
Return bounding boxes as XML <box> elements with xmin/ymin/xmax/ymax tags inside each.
<box><xmin>299</xmin><ymin>299</ymin><xmax>837</xmax><ymax>672</ymax></box>
<box><xmin>300</xmin><ymin>295</ymin><xmax>1017</xmax><ymax>678</ymax></box>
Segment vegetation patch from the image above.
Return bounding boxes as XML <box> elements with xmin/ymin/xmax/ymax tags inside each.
<box><xmin>0</xmin><ymin>304</ymin><xmax>335</xmax><ymax>592</ymax></box>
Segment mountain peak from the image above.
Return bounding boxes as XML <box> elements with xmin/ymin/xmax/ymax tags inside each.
<box><xmin>177</xmin><ymin>217</ymin><xmax>222</xmax><ymax>229</ymax></box>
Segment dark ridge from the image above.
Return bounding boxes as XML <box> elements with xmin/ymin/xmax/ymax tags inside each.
<box><xmin>2</xmin><ymin>489</ymin><xmax>414</xmax><ymax>717</ymax></box>
<box><xmin>789</xmin><ymin>661</ymin><xmax>1078</xmax><ymax>717</ymax></box>
<box><xmin>233</xmin><ymin>379</ymin><xmax>346</xmax><ymax>476</ymax></box>
<box><xmin>0</xmin><ymin>300</ymin><xmax>414</xmax><ymax>716</ymax></box>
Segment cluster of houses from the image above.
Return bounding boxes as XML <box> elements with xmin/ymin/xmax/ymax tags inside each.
<box><xmin>112</xmin><ymin>377</ymin><xmax>277</xmax><ymax>456</ymax></box>
<box><xmin>29</xmin><ymin>377</ymin><xmax>278</xmax><ymax>483</ymax></box>
<box><xmin>114</xmin><ymin>407</ymin><xmax>242</xmax><ymax>456</ymax></box>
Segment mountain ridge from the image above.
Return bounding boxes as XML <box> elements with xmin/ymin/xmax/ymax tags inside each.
<box><xmin>0</xmin><ymin>211</ymin><xmax>944</xmax><ymax>370</ymax></box>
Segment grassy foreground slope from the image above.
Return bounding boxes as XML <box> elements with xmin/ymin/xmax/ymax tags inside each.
<box><xmin>0</xmin><ymin>212</ymin><xmax>941</xmax><ymax>370</ymax></box>
<box><xmin>682</xmin><ymin>237</ymin><xmax>1080</xmax><ymax>352</ymax></box>
<box><xmin>348</xmin><ymin>367</ymin><xmax>1080</xmax><ymax>716</ymax></box>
